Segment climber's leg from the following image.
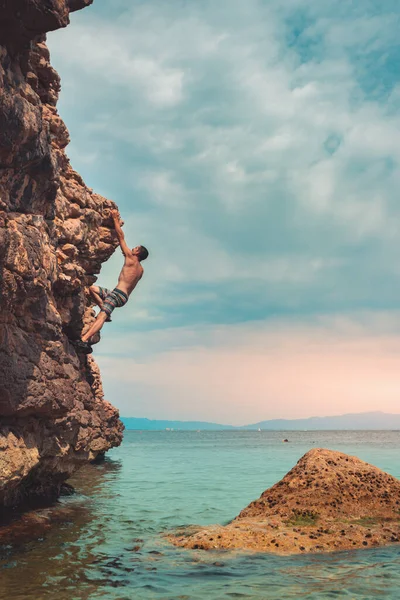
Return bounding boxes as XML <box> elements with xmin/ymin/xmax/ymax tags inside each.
<box><xmin>82</xmin><ymin>311</ymin><xmax>108</xmax><ymax>343</ymax></box>
<box><xmin>89</xmin><ymin>285</ymin><xmax>104</xmax><ymax>309</ymax></box>
<box><xmin>71</xmin><ymin>289</ymin><xmax>110</xmax><ymax>353</ymax></box>
<box><xmin>75</xmin><ymin>288</ymin><xmax>126</xmax><ymax>353</ymax></box>
<box><xmin>88</xmin><ymin>285</ymin><xmax>112</xmax><ymax>322</ymax></box>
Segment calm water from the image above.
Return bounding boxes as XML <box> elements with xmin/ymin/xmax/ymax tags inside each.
<box><xmin>1</xmin><ymin>430</ymin><xmax>400</xmax><ymax>599</ymax></box>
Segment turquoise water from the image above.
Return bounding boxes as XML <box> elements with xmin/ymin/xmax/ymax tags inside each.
<box><xmin>2</xmin><ymin>430</ymin><xmax>400</xmax><ymax>599</ymax></box>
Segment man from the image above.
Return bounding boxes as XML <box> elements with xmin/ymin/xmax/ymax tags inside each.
<box><xmin>73</xmin><ymin>209</ymin><xmax>149</xmax><ymax>354</ymax></box>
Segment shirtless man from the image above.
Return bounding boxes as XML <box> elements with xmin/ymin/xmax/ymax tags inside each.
<box><xmin>73</xmin><ymin>209</ymin><xmax>148</xmax><ymax>354</ymax></box>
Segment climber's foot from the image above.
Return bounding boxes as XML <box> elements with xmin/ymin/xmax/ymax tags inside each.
<box><xmin>71</xmin><ymin>339</ymin><xmax>93</xmax><ymax>354</ymax></box>
<box><xmin>106</xmin><ymin>316</ymin><xmax>112</xmax><ymax>322</ymax></box>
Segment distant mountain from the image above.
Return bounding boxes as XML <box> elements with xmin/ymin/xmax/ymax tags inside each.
<box><xmin>121</xmin><ymin>417</ymin><xmax>235</xmax><ymax>431</ymax></box>
<box><xmin>122</xmin><ymin>411</ymin><xmax>400</xmax><ymax>431</ymax></box>
<box><xmin>242</xmin><ymin>411</ymin><xmax>400</xmax><ymax>430</ymax></box>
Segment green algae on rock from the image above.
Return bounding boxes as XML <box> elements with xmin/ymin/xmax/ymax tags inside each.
<box><xmin>169</xmin><ymin>448</ymin><xmax>400</xmax><ymax>555</ymax></box>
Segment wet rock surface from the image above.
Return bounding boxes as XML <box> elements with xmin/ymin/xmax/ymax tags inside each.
<box><xmin>169</xmin><ymin>449</ymin><xmax>400</xmax><ymax>554</ymax></box>
<box><xmin>0</xmin><ymin>0</ymin><xmax>123</xmax><ymax>508</ymax></box>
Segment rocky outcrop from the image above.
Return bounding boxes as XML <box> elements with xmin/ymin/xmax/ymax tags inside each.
<box><xmin>170</xmin><ymin>449</ymin><xmax>400</xmax><ymax>554</ymax></box>
<box><xmin>0</xmin><ymin>0</ymin><xmax>123</xmax><ymax>508</ymax></box>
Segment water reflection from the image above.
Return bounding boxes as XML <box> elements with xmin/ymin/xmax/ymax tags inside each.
<box><xmin>0</xmin><ymin>458</ymin><xmax>125</xmax><ymax>600</ymax></box>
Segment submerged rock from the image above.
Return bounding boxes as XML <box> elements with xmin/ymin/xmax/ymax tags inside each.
<box><xmin>169</xmin><ymin>449</ymin><xmax>400</xmax><ymax>554</ymax></box>
<box><xmin>0</xmin><ymin>0</ymin><xmax>123</xmax><ymax>509</ymax></box>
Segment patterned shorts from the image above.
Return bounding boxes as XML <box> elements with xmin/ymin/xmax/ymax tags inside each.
<box><xmin>97</xmin><ymin>287</ymin><xmax>128</xmax><ymax>316</ymax></box>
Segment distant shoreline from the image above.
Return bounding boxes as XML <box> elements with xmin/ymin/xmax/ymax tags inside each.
<box><xmin>123</xmin><ymin>428</ymin><xmax>400</xmax><ymax>432</ymax></box>
<box><xmin>121</xmin><ymin>412</ymin><xmax>400</xmax><ymax>432</ymax></box>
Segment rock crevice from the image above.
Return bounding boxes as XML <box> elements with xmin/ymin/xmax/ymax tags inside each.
<box><xmin>0</xmin><ymin>0</ymin><xmax>123</xmax><ymax>508</ymax></box>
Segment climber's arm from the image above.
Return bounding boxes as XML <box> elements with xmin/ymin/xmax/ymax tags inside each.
<box><xmin>111</xmin><ymin>210</ymin><xmax>132</xmax><ymax>257</ymax></box>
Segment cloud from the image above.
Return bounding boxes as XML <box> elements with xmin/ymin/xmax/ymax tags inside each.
<box><xmin>95</xmin><ymin>312</ymin><xmax>400</xmax><ymax>423</ymax></box>
<box><xmin>46</xmin><ymin>0</ymin><xmax>400</xmax><ymax>418</ymax></box>
<box><xmin>51</xmin><ymin>16</ymin><xmax>185</xmax><ymax>108</ymax></box>
<box><xmin>136</xmin><ymin>170</ymin><xmax>189</xmax><ymax>208</ymax></box>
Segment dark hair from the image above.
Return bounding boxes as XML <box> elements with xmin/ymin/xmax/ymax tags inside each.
<box><xmin>138</xmin><ymin>245</ymin><xmax>149</xmax><ymax>261</ymax></box>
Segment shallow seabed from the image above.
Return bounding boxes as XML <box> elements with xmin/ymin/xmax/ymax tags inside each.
<box><xmin>1</xmin><ymin>430</ymin><xmax>400</xmax><ymax>599</ymax></box>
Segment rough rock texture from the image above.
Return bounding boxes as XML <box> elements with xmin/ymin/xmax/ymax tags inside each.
<box><xmin>0</xmin><ymin>0</ymin><xmax>123</xmax><ymax>508</ymax></box>
<box><xmin>170</xmin><ymin>449</ymin><xmax>400</xmax><ymax>555</ymax></box>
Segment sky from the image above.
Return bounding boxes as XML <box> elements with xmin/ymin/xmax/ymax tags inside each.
<box><xmin>47</xmin><ymin>0</ymin><xmax>400</xmax><ymax>424</ymax></box>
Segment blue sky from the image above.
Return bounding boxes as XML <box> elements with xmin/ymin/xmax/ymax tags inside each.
<box><xmin>47</xmin><ymin>0</ymin><xmax>400</xmax><ymax>424</ymax></box>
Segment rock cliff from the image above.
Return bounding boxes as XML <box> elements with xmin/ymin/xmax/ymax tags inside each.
<box><xmin>0</xmin><ymin>0</ymin><xmax>123</xmax><ymax>508</ymax></box>
<box><xmin>170</xmin><ymin>449</ymin><xmax>400</xmax><ymax>554</ymax></box>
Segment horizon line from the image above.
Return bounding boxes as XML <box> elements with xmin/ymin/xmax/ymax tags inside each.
<box><xmin>120</xmin><ymin>410</ymin><xmax>400</xmax><ymax>428</ymax></box>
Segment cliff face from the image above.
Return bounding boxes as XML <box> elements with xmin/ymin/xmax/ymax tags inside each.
<box><xmin>0</xmin><ymin>0</ymin><xmax>124</xmax><ymax>508</ymax></box>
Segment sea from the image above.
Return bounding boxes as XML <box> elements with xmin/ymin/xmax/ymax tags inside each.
<box><xmin>1</xmin><ymin>430</ymin><xmax>400</xmax><ymax>600</ymax></box>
